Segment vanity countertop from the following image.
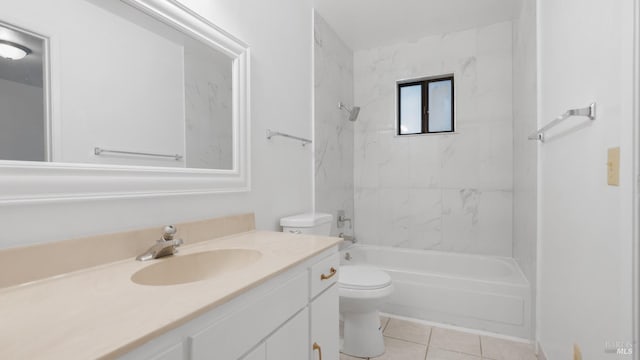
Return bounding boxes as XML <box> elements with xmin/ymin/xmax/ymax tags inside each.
<box><xmin>0</xmin><ymin>230</ymin><xmax>340</xmax><ymax>359</ymax></box>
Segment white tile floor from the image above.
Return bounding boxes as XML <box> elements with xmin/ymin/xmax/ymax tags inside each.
<box><xmin>340</xmin><ymin>317</ymin><xmax>538</xmax><ymax>360</ymax></box>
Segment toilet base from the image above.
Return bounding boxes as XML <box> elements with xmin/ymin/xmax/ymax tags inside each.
<box><xmin>340</xmin><ymin>309</ymin><xmax>385</xmax><ymax>358</ymax></box>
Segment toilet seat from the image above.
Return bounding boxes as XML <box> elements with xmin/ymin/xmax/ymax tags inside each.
<box><xmin>339</xmin><ymin>265</ymin><xmax>392</xmax><ymax>290</ymax></box>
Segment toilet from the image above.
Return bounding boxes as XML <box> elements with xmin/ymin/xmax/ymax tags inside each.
<box><xmin>338</xmin><ymin>265</ymin><xmax>393</xmax><ymax>357</ymax></box>
<box><xmin>280</xmin><ymin>212</ymin><xmax>332</xmax><ymax>235</ymax></box>
<box><xmin>280</xmin><ymin>212</ymin><xmax>394</xmax><ymax>358</ymax></box>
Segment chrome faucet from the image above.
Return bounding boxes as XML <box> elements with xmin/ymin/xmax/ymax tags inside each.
<box><xmin>136</xmin><ymin>225</ymin><xmax>184</xmax><ymax>261</ymax></box>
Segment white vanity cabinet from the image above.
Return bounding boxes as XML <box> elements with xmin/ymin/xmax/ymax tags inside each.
<box><xmin>120</xmin><ymin>248</ymin><xmax>339</xmax><ymax>360</ymax></box>
<box><xmin>310</xmin><ymin>285</ymin><xmax>339</xmax><ymax>360</ymax></box>
<box><xmin>265</xmin><ymin>309</ymin><xmax>309</xmax><ymax>360</ymax></box>
<box><xmin>240</xmin><ymin>344</ymin><xmax>265</xmax><ymax>360</ymax></box>
<box><xmin>309</xmin><ymin>254</ymin><xmax>340</xmax><ymax>360</ymax></box>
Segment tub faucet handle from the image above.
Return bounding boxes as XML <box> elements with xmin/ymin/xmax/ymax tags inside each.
<box><xmin>337</xmin><ymin>210</ymin><xmax>352</xmax><ymax>229</ymax></box>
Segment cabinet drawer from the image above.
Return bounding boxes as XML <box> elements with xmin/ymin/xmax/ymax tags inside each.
<box><xmin>310</xmin><ymin>253</ymin><xmax>339</xmax><ymax>299</ymax></box>
<box><xmin>189</xmin><ymin>272</ymin><xmax>308</xmax><ymax>360</ymax></box>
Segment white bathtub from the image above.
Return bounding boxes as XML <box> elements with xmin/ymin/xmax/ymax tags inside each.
<box><xmin>341</xmin><ymin>244</ymin><xmax>531</xmax><ymax>339</ymax></box>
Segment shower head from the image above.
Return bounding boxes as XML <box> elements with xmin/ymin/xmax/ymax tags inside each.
<box><xmin>348</xmin><ymin>106</ymin><xmax>360</xmax><ymax>121</ymax></box>
<box><xmin>338</xmin><ymin>102</ymin><xmax>360</xmax><ymax>122</ymax></box>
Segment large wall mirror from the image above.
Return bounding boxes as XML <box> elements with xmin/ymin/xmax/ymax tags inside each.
<box><xmin>0</xmin><ymin>0</ymin><xmax>250</xmax><ymax>204</ymax></box>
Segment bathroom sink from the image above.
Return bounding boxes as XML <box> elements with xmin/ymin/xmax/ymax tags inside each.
<box><xmin>131</xmin><ymin>249</ymin><xmax>262</xmax><ymax>286</ymax></box>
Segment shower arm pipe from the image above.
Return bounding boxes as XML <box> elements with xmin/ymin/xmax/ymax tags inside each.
<box><xmin>266</xmin><ymin>129</ymin><xmax>312</xmax><ymax>146</ymax></box>
<box><xmin>338</xmin><ymin>102</ymin><xmax>352</xmax><ymax>111</ymax></box>
<box><xmin>338</xmin><ymin>101</ymin><xmax>356</xmax><ymax>112</ymax></box>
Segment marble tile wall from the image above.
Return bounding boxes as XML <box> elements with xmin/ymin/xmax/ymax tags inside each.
<box><xmin>353</xmin><ymin>22</ymin><xmax>514</xmax><ymax>256</ymax></box>
<box><xmin>313</xmin><ymin>13</ymin><xmax>355</xmax><ymax>236</ymax></box>
<box><xmin>512</xmin><ymin>0</ymin><xmax>537</xmax><ymax>287</ymax></box>
<box><xmin>184</xmin><ymin>39</ymin><xmax>233</xmax><ymax>170</ymax></box>
<box><xmin>512</xmin><ymin>0</ymin><xmax>538</xmax><ymax>339</ymax></box>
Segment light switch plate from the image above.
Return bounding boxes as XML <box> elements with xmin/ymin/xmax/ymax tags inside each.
<box><xmin>607</xmin><ymin>147</ymin><xmax>620</xmax><ymax>186</ymax></box>
<box><xmin>573</xmin><ymin>344</ymin><xmax>582</xmax><ymax>360</ymax></box>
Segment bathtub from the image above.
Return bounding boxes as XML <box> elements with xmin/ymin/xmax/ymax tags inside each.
<box><xmin>341</xmin><ymin>244</ymin><xmax>531</xmax><ymax>339</ymax></box>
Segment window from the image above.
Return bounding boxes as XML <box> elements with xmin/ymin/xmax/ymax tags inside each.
<box><xmin>397</xmin><ymin>75</ymin><xmax>454</xmax><ymax>135</ymax></box>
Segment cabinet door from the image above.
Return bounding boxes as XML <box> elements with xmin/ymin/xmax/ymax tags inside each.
<box><xmin>189</xmin><ymin>273</ymin><xmax>308</xmax><ymax>360</ymax></box>
<box><xmin>241</xmin><ymin>343</ymin><xmax>266</xmax><ymax>360</ymax></box>
<box><xmin>310</xmin><ymin>285</ymin><xmax>339</xmax><ymax>360</ymax></box>
<box><xmin>266</xmin><ymin>310</ymin><xmax>309</xmax><ymax>360</ymax></box>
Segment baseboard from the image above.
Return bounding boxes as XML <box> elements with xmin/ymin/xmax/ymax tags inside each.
<box><xmin>380</xmin><ymin>312</ymin><xmax>532</xmax><ymax>344</ymax></box>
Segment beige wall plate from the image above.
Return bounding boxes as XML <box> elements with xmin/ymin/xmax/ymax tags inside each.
<box><xmin>573</xmin><ymin>344</ymin><xmax>582</xmax><ymax>360</ymax></box>
<box><xmin>607</xmin><ymin>147</ymin><xmax>620</xmax><ymax>186</ymax></box>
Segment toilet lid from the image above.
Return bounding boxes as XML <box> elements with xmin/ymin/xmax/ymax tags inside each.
<box><xmin>338</xmin><ymin>265</ymin><xmax>392</xmax><ymax>290</ymax></box>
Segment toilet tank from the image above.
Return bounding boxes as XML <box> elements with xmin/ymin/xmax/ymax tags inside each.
<box><xmin>280</xmin><ymin>213</ymin><xmax>333</xmax><ymax>236</ymax></box>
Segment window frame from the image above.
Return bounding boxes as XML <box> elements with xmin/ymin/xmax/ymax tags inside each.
<box><xmin>397</xmin><ymin>75</ymin><xmax>455</xmax><ymax>136</ymax></box>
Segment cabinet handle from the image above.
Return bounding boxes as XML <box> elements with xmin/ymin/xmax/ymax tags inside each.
<box><xmin>320</xmin><ymin>267</ymin><xmax>337</xmax><ymax>280</ymax></box>
<box><xmin>313</xmin><ymin>342</ymin><xmax>322</xmax><ymax>360</ymax></box>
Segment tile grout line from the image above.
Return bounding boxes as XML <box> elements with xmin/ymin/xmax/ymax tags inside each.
<box><xmin>379</xmin><ymin>317</ymin><xmax>535</xmax><ymax>360</ymax></box>
<box><xmin>424</xmin><ymin>326</ymin><xmax>433</xmax><ymax>360</ymax></box>
<box><xmin>383</xmin><ymin>318</ymin><xmax>431</xmax><ymax>348</ymax></box>
<box><xmin>429</xmin><ymin>346</ymin><xmax>486</xmax><ymax>359</ymax></box>
<box><xmin>383</xmin><ymin>334</ymin><xmax>429</xmax><ymax>346</ymax></box>
<box><xmin>382</xmin><ymin>317</ymin><xmax>390</xmax><ymax>332</ymax></box>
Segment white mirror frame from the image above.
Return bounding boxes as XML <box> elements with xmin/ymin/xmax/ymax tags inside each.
<box><xmin>0</xmin><ymin>0</ymin><xmax>250</xmax><ymax>205</ymax></box>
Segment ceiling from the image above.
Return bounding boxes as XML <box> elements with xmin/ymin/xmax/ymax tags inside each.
<box><xmin>313</xmin><ymin>0</ymin><xmax>522</xmax><ymax>51</ymax></box>
<box><xmin>0</xmin><ymin>24</ymin><xmax>45</xmax><ymax>88</ymax></box>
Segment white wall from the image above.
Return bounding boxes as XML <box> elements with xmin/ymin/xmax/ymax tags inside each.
<box><xmin>537</xmin><ymin>0</ymin><xmax>634</xmax><ymax>357</ymax></box>
<box><xmin>512</xmin><ymin>0</ymin><xmax>538</xmax><ymax>341</ymax></box>
<box><xmin>313</xmin><ymin>12</ymin><xmax>354</xmax><ymax>236</ymax></box>
<box><xmin>353</xmin><ymin>22</ymin><xmax>514</xmax><ymax>256</ymax></box>
<box><xmin>0</xmin><ymin>0</ymin><xmax>314</xmax><ymax>248</ymax></box>
<box><xmin>0</xmin><ymin>78</ymin><xmax>45</xmax><ymax>161</ymax></box>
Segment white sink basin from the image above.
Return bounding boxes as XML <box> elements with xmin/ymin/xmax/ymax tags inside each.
<box><xmin>131</xmin><ymin>249</ymin><xmax>262</xmax><ymax>286</ymax></box>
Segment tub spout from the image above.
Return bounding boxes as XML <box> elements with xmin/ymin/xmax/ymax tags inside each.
<box><xmin>339</xmin><ymin>232</ymin><xmax>356</xmax><ymax>243</ymax></box>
